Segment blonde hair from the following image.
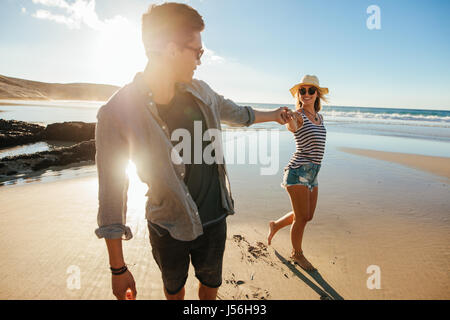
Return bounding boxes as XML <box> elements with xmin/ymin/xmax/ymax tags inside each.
<box><xmin>295</xmin><ymin>87</ymin><xmax>328</xmax><ymax>112</ymax></box>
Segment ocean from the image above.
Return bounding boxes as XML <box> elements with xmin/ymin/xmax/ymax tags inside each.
<box><xmin>1</xmin><ymin>100</ymin><xmax>449</xmax><ymax>128</ymax></box>
<box><xmin>1</xmin><ymin>100</ymin><xmax>449</xmax><ymax>186</ymax></box>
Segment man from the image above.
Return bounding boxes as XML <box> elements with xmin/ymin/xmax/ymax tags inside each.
<box><xmin>95</xmin><ymin>2</ymin><xmax>290</xmax><ymax>300</ymax></box>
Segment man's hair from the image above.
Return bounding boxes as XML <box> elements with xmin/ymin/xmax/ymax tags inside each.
<box><xmin>142</xmin><ymin>2</ymin><xmax>205</xmax><ymax>56</ymax></box>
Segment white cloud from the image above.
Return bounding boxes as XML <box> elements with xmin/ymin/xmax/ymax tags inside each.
<box><xmin>29</xmin><ymin>0</ymin><xmax>125</xmax><ymax>31</ymax></box>
<box><xmin>32</xmin><ymin>0</ymin><xmax>70</xmax><ymax>8</ymax></box>
<box><xmin>33</xmin><ymin>9</ymin><xmax>79</xmax><ymax>29</ymax></box>
<box><xmin>202</xmin><ymin>46</ymin><xmax>226</xmax><ymax>65</ymax></box>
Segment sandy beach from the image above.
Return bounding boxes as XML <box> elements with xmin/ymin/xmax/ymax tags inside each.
<box><xmin>339</xmin><ymin>147</ymin><xmax>450</xmax><ymax>180</ymax></box>
<box><xmin>1</xmin><ymin>138</ymin><xmax>449</xmax><ymax>300</ymax></box>
<box><xmin>1</xmin><ymin>0</ymin><xmax>450</xmax><ymax>302</ymax></box>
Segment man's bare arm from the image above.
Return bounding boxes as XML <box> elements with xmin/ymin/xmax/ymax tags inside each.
<box><xmin>253</xmin><ymin>107</ymin><xmax>290</xmax><ymax>125</ymax></box>
<box><xmin>105</xmin><ymin>239</ymin><xmax>126</xmax><ymax>268</ymax></box>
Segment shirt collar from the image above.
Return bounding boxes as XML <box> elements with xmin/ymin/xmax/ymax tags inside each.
<box><xmin>133</xmin><ymin>72</ymin><xmax>208</xmax><ymax>106</ymax></box>
<box><xmin>177</xmin><ymin>82</ymin><xmax>208</xmax><ymax>106</ymax></box>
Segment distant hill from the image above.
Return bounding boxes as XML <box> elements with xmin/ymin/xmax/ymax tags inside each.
<box><xmin>0</xmin><ymin>74</ymin><xmax>120</xmax><ymax>101</ymax></box>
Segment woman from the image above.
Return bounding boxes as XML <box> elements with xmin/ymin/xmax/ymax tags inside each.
<box><xmin>267</xmin><ymin>75</ymin><xmax>328</xmax><ymax>271</ymax></box>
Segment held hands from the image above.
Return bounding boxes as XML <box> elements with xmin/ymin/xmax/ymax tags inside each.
<box><xmin>254</xmin><ymin>106</ymin><xmax>296</xmax><ymax>125</ymax></box>
<box><xmin>285</xmin><ymin>109</ymin><xmax>302</xmax><ymax>132</ymax></box>
<box><xmin>272</xmin><ymin>107</ymin><xmax>299</xmax><ymax>129</ymax></box>
<box><xmin>273</xmin><ymin>106</ymin><xmax>291</xmax><ymax>125</ymax></box>
<box><xmin>273</xmin><ymin>107</ymin><xmax>300</xmax><ymax>126</ymax></box>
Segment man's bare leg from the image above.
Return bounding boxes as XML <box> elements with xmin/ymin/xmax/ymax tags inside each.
<box><xmin>198</xmin><ymin>282</ymin><xmax>219</xmax><ymax>300</ymax></box>
<box><xmin>164</xmin><ymin>286</ymin><xmax>185</xmax><ymax>300</ymax></box>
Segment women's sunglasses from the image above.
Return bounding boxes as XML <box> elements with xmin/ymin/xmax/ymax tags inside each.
<box><xmin>299</xmin><ymin>87</ymin><xmax>317</xmax><ymax>95</ymax></box>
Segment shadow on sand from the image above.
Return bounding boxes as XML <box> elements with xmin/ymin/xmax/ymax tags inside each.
<box><xmin>274</xmin><ymin>250</ymin><xmax>344</xmax><ymax>300</ymax></box>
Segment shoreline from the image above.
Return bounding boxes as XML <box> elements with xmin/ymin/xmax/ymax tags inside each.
<box><xmin>339</xmin><ymin>147</ymin><xmax>450</xmax><ymax>180</ymax></box>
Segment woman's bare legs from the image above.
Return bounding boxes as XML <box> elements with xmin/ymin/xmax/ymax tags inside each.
<box><xmin>268</xmin><ymin>185</ymin><xmax>319</xmax><ymax>270</ymax></box>
<box><xmin>267</xmin><ymin>211</ymin><xmax>294</xmax><ymax>245</ymax></box>
<box><xmin>309</xmin><ymin>186</ymin><xmax>318</xmax><ymax>220</ymax></box>
<box><xmin>287</xmin><ymin>185</ymin><xmax>310</xmax><ymax>251</ymax></box>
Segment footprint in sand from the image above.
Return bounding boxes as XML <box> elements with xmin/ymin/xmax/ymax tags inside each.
<box><xmin>223</xmin><ymin>272</ymin><xmax>270</xmax><ymax>300</ymax></box>
<box><xmin>225</xmin><ymin>234</ymin><xmax>298</xmax><ymax>300</ymax></box>
<box><xmin>232</xmin><ymin>235</ymin><xmax>273</xmax><ymax>265</ymax></box>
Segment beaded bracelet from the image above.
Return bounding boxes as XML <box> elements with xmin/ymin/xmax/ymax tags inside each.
<box><xmin>110</xmin><ymin>265</ymin><xmax>128</xmax><ymax>275</ymax></box>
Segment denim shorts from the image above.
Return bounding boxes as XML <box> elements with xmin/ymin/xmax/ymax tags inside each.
<box><xmin>148</xmin><ymin>218</ymin><xmax>227</xmax><ymax>295</ymax></box>
<box><xmin>281</xmin><ymin>162</ymin><xmax>321</xmax><ymax>191</ymax></box>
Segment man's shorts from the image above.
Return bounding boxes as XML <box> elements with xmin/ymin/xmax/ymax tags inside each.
<box><xmin>148</xmin><ymin>218</ymin><xmax>227</xmax><ymax>295</ymax></box>
<box><xmin>281</xmin><ymin>162</ymin><xmax>321</xmax><ymax>191</ymax></box>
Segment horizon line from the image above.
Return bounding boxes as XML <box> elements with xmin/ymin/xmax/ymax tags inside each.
<box><xmin>2</xmin><ymin>74</ymin><xmax>449</xmax><ymax>112</ymax></box>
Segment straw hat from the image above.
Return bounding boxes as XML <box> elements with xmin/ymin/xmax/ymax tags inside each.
<box><xmin>289</xmin><ymin>75</ymin><xmax>329</xmax><ymax>97</ymax></box>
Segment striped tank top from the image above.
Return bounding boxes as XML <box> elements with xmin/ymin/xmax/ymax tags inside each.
<box><xmin>286</xmin><ymin>109</ymin><xmax>327</xmax><ymax>169</ymax></box>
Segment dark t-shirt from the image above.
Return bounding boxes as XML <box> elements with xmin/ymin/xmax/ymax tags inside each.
<box><xmin>155</xmin><ymin>89</ymin><xmax>227</xmax><ymax>228</ymax></box>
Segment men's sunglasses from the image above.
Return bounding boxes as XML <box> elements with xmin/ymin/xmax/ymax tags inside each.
<box><xmin>299</xmin><ymin>87</ymin><xmax>317</xmax><ymax>95</ymax></box>
<box><xmin>184</xmin><ymin>45</ymin><xmax>204</xmax><ymax>60</ymax></box>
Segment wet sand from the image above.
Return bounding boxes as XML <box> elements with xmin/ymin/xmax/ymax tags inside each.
<box><xmin>339</xmin><ymin>147</ymin><xmax>450</xmax><ymax>180</ymax></box>
<box><xmin>0</xmin><ymin>151</ymin><xmax>449</xmax><ymax>299</ymax></box>
<box><xmin>1</xmin><ymin>131</ymin><xmax>449</xmax><ymax>299</ymax></box>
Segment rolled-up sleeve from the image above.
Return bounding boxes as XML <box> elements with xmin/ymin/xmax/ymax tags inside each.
<box><xmin>216</xmin><ymin>94</ymin><xmax>255</xmax><ymax>127</ymax></box>
<box><xmin>94</xmin><ymin>106</ymin><xmax>132</xmax><ymax>240</ymax></box>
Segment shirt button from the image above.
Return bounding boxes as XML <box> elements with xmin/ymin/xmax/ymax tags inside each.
<box><xmin>148</xmin><ymin>92</ymin><xmax>153</xmax><ymax>97</ymax></box>
<box><xmin>162</xmin><ymin>125</ymin><xmax>166</xmax><ymax>130</ymax></box>
<box><xmin>181</xmin><ymin>172</ymin><xmax>185</xmax><ymax>177</ymax></box>
<box><xmin>148</xmin><ymin>102</ymin><xmax>154</xmax><ymax>107</ymax></box>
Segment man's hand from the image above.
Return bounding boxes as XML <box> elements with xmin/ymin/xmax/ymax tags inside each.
<box><xmin>112</xmin><ymin>269</ymin><xmax>137</xmax><ymax>300</ymax></box>
<box><xmin>273</xmin><ymin>106</ymin><xmax>291</xmax><ymax>125</ymax></box>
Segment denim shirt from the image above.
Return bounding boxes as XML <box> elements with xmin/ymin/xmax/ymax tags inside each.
<box><xmin>94</xmin><ymin>73</ymin><xmax>255</xmax><ymax>241</ymax></box>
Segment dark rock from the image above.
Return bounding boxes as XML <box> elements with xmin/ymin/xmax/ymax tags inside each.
<box><xmin>0</xmin><ymin>139</ymin><xmax>96</xmax><ymax>182</ymax></box>
<box><xmin>32</xmin><ymin>158</ymin><xmax>55</xmax><ymax>171</ymax></box>
<box><xmin>1</xmin><ymin>119</ymin><xmax>96</xmax><ymax>149</ymax></box>
<box><xmin>0</xmin><ymin>119</ymin><xmax>45</xmax><ymax>148</ymax></box>
<box><xmin>43</xmin><ymin>122</ymin><xmax>96</xmax><ymax>142</ymax></box>
<box><xmin>0</xmin><ymin>119</ymin><xmax>99</xmax><ymax>183</ymax></box>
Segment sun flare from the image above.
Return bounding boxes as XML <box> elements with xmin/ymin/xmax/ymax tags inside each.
<box><xmin>92</xmin><ymin>19</ymin><xmax>147</xmax><ymax>86</ymax></box>
<box><xmin>125</xmin><ymin>160</ymin><xmax>148</xmax><ymax>218</ymax></box>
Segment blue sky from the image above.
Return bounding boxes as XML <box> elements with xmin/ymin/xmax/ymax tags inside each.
<box><xmin>1</xmin><ymin>0</ymin><xmax>449</xmax><ymax>110</ymax></box>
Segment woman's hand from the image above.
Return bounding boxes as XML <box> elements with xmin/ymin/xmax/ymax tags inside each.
<box><xmin>285</xmin><ymin>110</ymin><xmax>302</xmax><ymax>132</ymax></box>
<box><xmin>111</xmin><ymin>269</ymin><xmax>137</xmax><ymax>300</ymax></box>
<box><xmin>273</xmin><ymin>106</ymin><xmax>291</xmax><ymax>125</ymax></box>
